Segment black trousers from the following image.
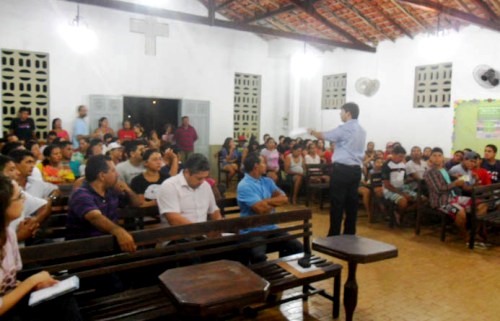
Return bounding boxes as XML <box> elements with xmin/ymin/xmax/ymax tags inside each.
<box><xmin>328</xmin><ymin>163</ymin><xmax>362</xmax><ymax>236</ymax></box>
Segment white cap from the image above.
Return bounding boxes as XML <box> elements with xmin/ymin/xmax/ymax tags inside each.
<box><xmin>108</xmin><ymin>142</ymin><xmax>123</xmax><ymax>150</ymax></box>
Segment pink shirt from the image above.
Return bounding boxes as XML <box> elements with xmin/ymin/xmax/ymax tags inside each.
<box><xmin>0</xmin><ymin>227</ymin><xmax>23</xmax><ymax>308</ymax></box>
<box><xmin>260</xmin><ymin>148</ymin><xmax>280</xmax><ymax>171</ymax></box>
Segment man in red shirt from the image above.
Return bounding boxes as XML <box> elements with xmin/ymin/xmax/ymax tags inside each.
<box><xmin>174</xmin><ymin>116</ymin><xmax>198</xmax><ymax>163</ymax></box>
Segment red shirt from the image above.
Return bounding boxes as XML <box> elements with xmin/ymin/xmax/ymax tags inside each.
<box><xmin>174</xmin><ymin>126</ymin><xmax>198</xmax><ymax>152</ymax></box>
<box><xmin>473</xmin><ymin>168</ymin><xmax>491</xmax><ymax>186</ymax></box>
<box><xmin>324</xmin><ymin>150</ymin><xmax>333</xmax><ymax>164</ymax></box>
<box><xmin>118</xmin><ymin>129</ymin><xmax>137</xmax><ymax>141</ymax></box>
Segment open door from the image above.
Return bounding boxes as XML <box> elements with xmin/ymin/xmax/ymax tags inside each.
<box><xmin>180</xmin><ymin>100</ymin><xmax>210</xmax><ymax>158</ymax></box>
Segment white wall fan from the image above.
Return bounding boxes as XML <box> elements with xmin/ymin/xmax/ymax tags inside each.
<box><xmin>355</xmin><ymin>78</ymin><xmax>380</xmax><ymax>97</ymax></box>
<box><xmin>473</xmin><ymin>65</ymin><xmax>499</xmax><ymax>88</ymax></box>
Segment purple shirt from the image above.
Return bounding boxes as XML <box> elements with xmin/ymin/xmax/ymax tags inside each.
<box><xmin>174</xmin><ymin>126</ymin><xmax>198</xmax><ymax>152</ymax></box>
<box><xmin>66</xmin><ymin>181</ymin><xmax>127</xmax><ymax>240</ymax></box>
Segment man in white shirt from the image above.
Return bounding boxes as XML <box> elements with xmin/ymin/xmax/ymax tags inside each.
<box><xmin>157</xmin><ymin>153</ymin><xmax>222</xmax><ymax>227</ymax></box>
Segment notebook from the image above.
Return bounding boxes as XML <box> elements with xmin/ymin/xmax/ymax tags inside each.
<box><xmin>28</xmin><ymin>275</ymin><xmax>80</xmax><ymax>307</ymax></box>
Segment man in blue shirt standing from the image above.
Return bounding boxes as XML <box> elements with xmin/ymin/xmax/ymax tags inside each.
<box><xmin>309</xmin><ymin>102</ymin><xmax>366</xmax><ymax>236</ymax></box>
<box><xmin>72</xmin><ymin>105</ymin><xmax>89</xmax><ymax>149</ymax></box>
<box><xmin>237</xmin><ymin>153</ymin><xmax>303</xmax><ymax>263</ymax></box>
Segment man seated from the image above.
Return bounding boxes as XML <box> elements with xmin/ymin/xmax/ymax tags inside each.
<box><xmin>116</xmin><ymin>140</ymin><xmax>146</xmax><ymax>185</ymax></box>
<box><xmin>481</xmin><ymin>144</ymin><xmax>500</xmax><ymax>184</ymax></box>
<box><xmin>444</xmin><ymin>150</ymin><xmax>464</xmax><ymax>171</ymax></box>
<box><xmin>424</xmin><ymin>148</ymin><xmax>487</xmax><ymax>244</ymax></box>
<box><xmin>382</xmin><ymin>145</ymin><xmax>417</xmax><ymax>224</ymax></box>
<box><xmin>237</xmin><ymin>153</ymin><xmax>303</xmax><ymax>264</ymax></box>
<box><xmin>449</xmin><ymin>152</ymin><xmax>481</xmax><ymax>195</ymax></box>
<box><xmin>406</xmin><ymin>146</ymin><xmax>429</xmax><ymax>181</ymax></box>
<box><xmin>66</xmin><ymin>155</ymin><xmax>140</xmax><ymax>252</ymax></box>
<box><xmin>157</xmin><ymin>153</ymin><xmax>222</xmax><ymax>227</ymax></box>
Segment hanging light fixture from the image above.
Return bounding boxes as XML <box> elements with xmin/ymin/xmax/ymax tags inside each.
<box><xmin>59</xmin><ymin>4</ymin><xmax>98</xmax><ymax>54</ymax></box>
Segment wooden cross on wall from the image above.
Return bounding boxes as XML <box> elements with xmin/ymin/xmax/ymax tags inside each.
<box><xmin>130</xmin><ymin>16</ymin><xmax>169</xmax><ymax>56</ymax></box>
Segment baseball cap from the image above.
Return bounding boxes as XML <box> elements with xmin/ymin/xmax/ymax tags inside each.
<box><xmin>108</xmin><ymin>142</ymin><xmax>123</xmax><ymax>150</ymax></box>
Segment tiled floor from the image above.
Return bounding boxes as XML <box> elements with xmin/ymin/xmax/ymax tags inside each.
<box><xmin>231</xmin><ymin>202</ymin><xmax>500</xmax><ymax>321</ymax></box>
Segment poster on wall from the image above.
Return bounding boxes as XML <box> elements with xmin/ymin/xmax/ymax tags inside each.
<box><xmin>476</xmin><ymin>106</ymin><xmax>500</xmax><ymax>139</ymax></box>
<box><xmin>453</xmin><ymin>100</ymin><xmax>500</xmax><ymax>154</ymax></box>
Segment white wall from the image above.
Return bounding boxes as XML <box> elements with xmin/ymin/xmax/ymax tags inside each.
<box><xmin>302</xmin><ymin>26</ymin><xmax>500</xmax><ymax>155</ymax></box>
<box><xmin>0</xmin><ymin>0</ymin><xmax>291</xmax><ymax>144</ymax></box>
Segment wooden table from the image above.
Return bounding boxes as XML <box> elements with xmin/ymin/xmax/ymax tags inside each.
<box><xmin>159</xmin><ymin>260</ymin><xmax>270</xmax><ymax>318</ymax></box>
<box><xmin>313</xmin><ymin>235</ymin><xmax>398</xmax><ymax>321</ymax></box>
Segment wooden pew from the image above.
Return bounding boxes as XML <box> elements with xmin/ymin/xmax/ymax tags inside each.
<box><xmin>304</xmin><ymin>163</ymin><xmax>332</xmax><ymax>210</ymax></box>
<box><xmin>469</xmin><ymin>183</ymin><xmax>500</xmax><ymax>249</ymax></box>
<box><xmin>20</xmin><ymin>209</ymin><xmax>342</xmax><ymax>320</ymax></box>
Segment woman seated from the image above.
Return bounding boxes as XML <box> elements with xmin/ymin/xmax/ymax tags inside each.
<box><xmin>304</xmin><ymin>143</ymin><xmax>329</xmax><ymax>184</ymax></box>
<box><xmin>285</xmin><ymin>145</ymin><xmax>306</xmax><ymax>205</ymax></box>
<box><xmin>148</xmin><ymin>130</ymin><xmax>161</xmax><ymax>150</ymax></box>
<box><xmin>37</xmin><ymin>145</ymin><xmax>75</xmax><ymax>185</ymax></box>
<box><xmin>240</xmin><ymin>136</ymin><xmax>260</xmax><ymax>172</ymax></box>
<box><xmin>220</xmin><ymin>137</ymin><xmax>239</xmax><ymax>182</ymax></box>
<box><xmin>260</xmin><ymin>137</ymin><xmax>280</xmax><ymax>183</ymax></box>
<box><xmin>161</xmin><ymin>123</ymin><xmax>175</xmax><ymax>145</ymax></box>
<box><xmin>0</xmin><ymin>176</ymin><xmax>83</xmax><ymax>320</ymax></box>
<box><xmin>358</xmin><ymin>157</ymin><xmax>384</xmax><ymax>222</ymax></box>
<box><xmin>51</xmin><ymin>118</ymin><xmax>70</xmax><ymax>141</ymax></box>
<box><xmin>93</xmin><ymin>117</ymin><xmax>114</xmax><ymax>140</ymax></box>
<box><xmin>117</xmin><ymin>119</ymin><xmax>136</xmax><ymax>142</ymax></box>
<box><xmin>131</xmin><ymin>149</ymin><xmax>169</xmax><ymax>207</ymax></box>
<box><xmin>133</xmin><ymin>124</ymin><xmax>146</xmax><ymax>140</ymax></box>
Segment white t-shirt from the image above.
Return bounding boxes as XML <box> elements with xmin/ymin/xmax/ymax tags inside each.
<box><xmin>405</xmin><ymin>160</ymin><xmax>429</xmax><ymax>180</ymax></box>
<box><xmin>157</xmin><ymin>172</ymin><xmax>219</xmax><ymax>226</ymax></box>
<box><xmin>25</xmin><ymin>177</ymin><xmax>58</xmax><ymax>199</ymax></box>
<box><xmin>116</xmin><ymin>160</ymin><xmax>145</xmax><ymax>185</ymax></box>
<box><xmin>305</xmin><ymin>154</ymin><xmax>321</xmax><ymax>165</ymax></box>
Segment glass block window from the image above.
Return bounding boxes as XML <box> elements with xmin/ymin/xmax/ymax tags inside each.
<box><xmin>414</xmin><ymin>62</ymin><xmax>452</xmax><ymax>108</ymax></box>
<box><xmin>234</xmin><ymin>73</ymin><xmax>261</xmax><ymax>140</ymax></box>
<box><xmin>322</xmin><ymin>73</ymin><xmax>346</xmax><ymax>110</ymax></box>
<box><xmin>1</xmin><ymin>49</ymin><xmax>50</xmax><ymax>138</ymax></box>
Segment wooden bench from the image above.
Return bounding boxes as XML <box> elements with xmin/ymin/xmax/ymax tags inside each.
<box><xmin>217</xmin><ymin>196</ymin><xmax>240</xmax><ymax>218</ymax></box>
<box><xmin>304</xmin><ymin>163</ymin><xmax>332</xmax><ymax>210</ymax></box>
<box><xmin>20</xmin><ymin>209</ymin><xmax>342</xmax><ymax>320</ymax></box>
<box><xmin>469</xmin><ymin>183</ymin><xmax>500</xmax><ymax>249</ymax></box>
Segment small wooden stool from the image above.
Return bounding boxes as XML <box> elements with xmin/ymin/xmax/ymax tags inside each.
<box><xmin>313</xmin><ymin>235</ymin><xmax>398</xmax><ymax>321</ymax></box>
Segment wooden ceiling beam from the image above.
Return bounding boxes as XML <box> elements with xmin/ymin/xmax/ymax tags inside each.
<box><xmin>399</xmin><ymin>0</ymin><xmax>500</xmax><ymax>31</ymax></box>
<box><xmin>472</xmin><ymin>0</ymin><xmax>499</xmax><ymax>21</ymax></box>
<box><xmin>288</xmin><ymin>0</ymin><xmax>375</xmax><ymax>50</ymax></box>
<box><xmin>63</xmin><ymin>0</ymin><xmax>376</xmax><ymax>52</ymax></box>
<box><xmin>390</xmin><ymin>0</ymin><xmax>428</xmax><ymax>31</ymax></box>
<box><xmin>337</xmin><ymin>0</ymin><xmax>395</xmax><ymax>41</ymax></box>
<box><xmin>216</xmin><ymin>0</ymin><xmax>238</xmax><ymax>10</ymax></box>
<box><xmin>366</xmin><ymin>0</ymin><xmax>414</xmax><ymax>39</ymax></box>
<box><xmin>242</xmin><ymin>0</ymin><xmax>322</xmax><ymax>24</ymax></box>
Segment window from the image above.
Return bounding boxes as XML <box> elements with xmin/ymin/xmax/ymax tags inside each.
<box><xmin>414</xmin><ymin>62</ymin><xmax>452</xmax><ymax>108</ymax></box>
<box><xmin>322</xmin><ymin>73</ymin><xmax>346</xmax><ymax>110</ymax></box>
<box><xmin>234</xmin><ymin>73</ymin><xmax>261</xmax><ymax>140</ymax></box>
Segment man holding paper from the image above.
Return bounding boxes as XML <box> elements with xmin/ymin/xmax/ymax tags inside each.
<box><xmin>309</xmin><ymin>102</ymin><xmax>366</xmax><ymax>236</ymax></box>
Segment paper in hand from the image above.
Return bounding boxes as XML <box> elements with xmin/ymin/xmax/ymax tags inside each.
<box><xmin>289</xmin><ymin>127</ymin><xmax>309</xmax><ymax>137</ymax></box>
<box><xmin>28</xmin><ymin>275</ymin><xmax>80</xmax><ymax>307</ymax></box>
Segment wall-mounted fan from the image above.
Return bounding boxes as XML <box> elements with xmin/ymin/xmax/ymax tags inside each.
<box><xmin>355</xmin><ymin>78</ymin><xmax>380</xmax><ymax>97</ymax></box>
<box><xmin>473</xmin><ymin>65</ymin><xmax>499</xmax><ymax>88</ymax></box>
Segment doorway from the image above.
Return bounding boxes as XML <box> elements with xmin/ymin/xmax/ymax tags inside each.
<box><xmin>123</xmin><ymin>96</ymin><xmax>180</xmax><ymax>138</ymax></box>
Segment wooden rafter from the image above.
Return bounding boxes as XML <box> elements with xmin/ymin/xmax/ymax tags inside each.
<box><xmin>64</xmin><ymin>0</ymin><xmax>376</xmax><ymax>52</ymax></box>
<box><xmin>367</xmin><ymin>0</ymin><xmax>414</xmax><ymax>39</ymax></box>
<box><xmin>472</xmin><ymin>0</ymin><xmax>499</xmax><ymax>21</ymax></box>
<box><xmin>316</xmin><ymin>2</ymin><xmax>375</xmax><ymax>44</ymax></box>
<box><xmin>399</xmin><ymin>0</ymin><xmax>500</xmax><ymax>32</ymax></box>
<box><xmin>288</xmin><ymin>0</ymin><xmax>374</xmax><ymax>50</ymax></box>
<box><xmin>241</xmin><ymin>0</ymin><xmax>322</xmax><ymax>24</ymax></box>
<box><xmin>216</xmin><ymin>0</ymin><xmax>238</xmax><ymax>10</ymax></box>
<box><xmin>337</xmin><ymin>0</ymin><xmax>395</xmax><ymax>41</ymax></box>
<box><xmin>390</xmin><ymin>0</ymin><xmax>428</xmax><ymax>30</ymax></box>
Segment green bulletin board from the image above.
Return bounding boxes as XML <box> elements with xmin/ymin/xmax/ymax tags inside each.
<box><xmin>453</xmin><ymin>99</ymin><xmax>500</xmax><ymax>155</ymax></box>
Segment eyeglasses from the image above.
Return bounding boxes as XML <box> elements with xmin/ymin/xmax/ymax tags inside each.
<box><xmin>12</xmin><ymin>191</ymin><xmax>26</xmax><ymax>202</ymax></box>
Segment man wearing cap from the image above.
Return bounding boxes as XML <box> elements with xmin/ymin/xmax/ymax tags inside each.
<box><xmin>449</xmin><ymin>151</ymin><xmax>481</xmax><ymax>195</ymax></box>
<box><xmin>309</xmin><ymin>102</ymin><xmax>366</xmax><ymax>236</ymax></box>
<box><xmin>107</xmin><ymin>142</ymin><xmax>124</xmax><ymax>165</ymax></box>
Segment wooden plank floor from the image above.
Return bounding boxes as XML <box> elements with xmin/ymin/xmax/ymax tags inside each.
<box><xmin>227</xmin><ymin>199</ymin><xmax>500</xmax><ymax>321</ymax></box>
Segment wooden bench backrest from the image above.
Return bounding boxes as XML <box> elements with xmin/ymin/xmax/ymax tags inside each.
<box><xmin>305</xmin><ymin>163</ymin><xmax>332</xmax><ymax>178</ymax></box>
<box><xmin>20</xmin><ymin>209</ymin><xmax>312</xmax><ymax>279</ymax></box>
<box><xmin>471</xmin><ymin>183</ymin><xmax>500</xmax><ymax>207</ymax></box>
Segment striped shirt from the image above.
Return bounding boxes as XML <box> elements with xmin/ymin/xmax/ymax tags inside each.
<box><xmin>174</xmin><ymin>126</ymin><xmax>198</xmax><ymax>152</ymax></box>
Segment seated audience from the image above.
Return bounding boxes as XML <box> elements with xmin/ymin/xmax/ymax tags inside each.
<box><xmin>159</xmin><ymin>145</ymin><xmax>180</xmax><ymax>178</ymax></box>
<box><xmin>107</xmin><ymin>142</ymin><xmax>124</xmax><ymax>165</ymax></box>
<box><xmin>37</xmin><ymin>145</ymin><xmax>75</xmax><ymax>184</ymax></box>
<box><xmin>161</xmin><ymin>123</ymin><xmax>175</xmax><ymax>145</ymax></box>
<box><xmin>58</xmin><ymin>141</ymin><xmax>79</xmax><ymax>177</ymax></box>
<box><xmin>66</xmin><ymin>155</ymin><xmax>140</xmax><ymax>252</ymax></box>
<box><xmin>422</xmin><ymin>146</ymin><xmax>432</xmax><ymax>161</ymax></box>
<box><xmin>93</xmin><ymin>117</ymin><xmax>114</xmax><ymax>140</ymax></box>
<box><xmin>25</xmin><ymin>140</ymin><xmax>43</xmax><ymax>162</ymax></box>
<box><xmin>481</xmin><ymin>144</ymin><xmax>500</xmax><ymax>184</ymax></box>
<box><xmin>117</xmin><ymin>119</ymin><xmax>136</xmax><ymax>142</ymax></box>
<box><xmin>449</xmin><ymin>152</ymin><xmax>481</xmax><ymax>194</ymax></box>
<box><xmin>473</xmin><ymin>156</ymin><xmax>491</xmax><ymax>186</ymax></box>
<box><xmin>220</xmin><ymin>137</ymin><xmax>239</xmax><ymax>183</ymax></box>
<box><xmin>157</xmin><ymin>153</ymin><xmax>222</xmax><ymax>227</ymax></box>
<box><xmin>148</xmin><ymin>130</ymin><xmax>161</xmax><ymax>150</ymax></box>
<box><xmin>285</xmin><ymin>144</ymin><xmax>306</xmax><ymax>205</ymax></box>
<box><xmin>260</xmin><ymin>137</ymin><xmax>280</xmax><ymax>183</ymax></box>
<box><xmin>382</xmin><ymin>145</ymin><xmax>417</xmax><ymax>224</ymax></box>
<box><xmin>51</xmin><ymin>118</ymin><xmax>70</xmax><ymax>141</ymax></box>
<box><xmin>241</xmin><ymin>136</ymin><xmax>260</xmax><ymax>171</ymax></box>
<box><xmin>406</xmin><ymin>146</ymin><xmax>429</xmax><ymax>181</ymax></box>
<box><xmin>0</xmin><ymin>175</ymin><xmax>83</xmax><ymax>320</ymax></box>
<box><xmin>237</xmin><ymin>153</ymin><xmax>303</xmax><ymax>263</ymax></box>
<box><xmin>445</xmin><ymin>150</ymin><xmax>464</xmax><ymax>171</ymax></box>
<box><xmin>424</xmin><ymin>148</ymin><xmax>487</xmax><ymax>243</ymax></box>
<box><xmin>116</xmin><ymin>140</ymin><xmax>146</xmax><ymax>185</ymax></box>
<box><xmin>358</xmin><ymin>157</ymin><xmax>384</xmax><ymax>221</ymax></box>
<box><xmin>131</xmin><ymin>149</ymin><xmax>168</xmax><ymax>207</ymax></box>
<box><xmin>133</xmin><ymin>124</ymin><xmax>146</xmax><ymax>140</ymax></box>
